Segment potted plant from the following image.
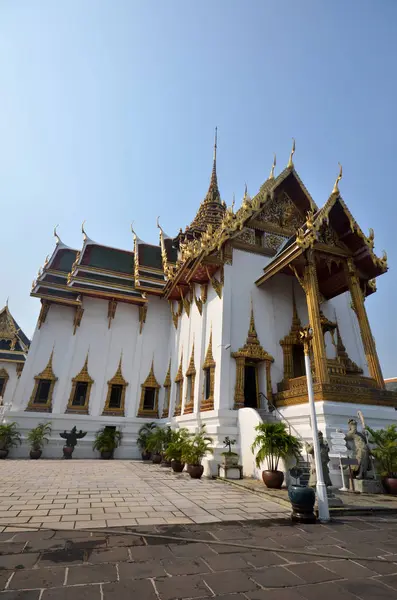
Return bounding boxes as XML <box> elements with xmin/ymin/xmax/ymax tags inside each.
<box><xmin>251</xmin><ymin>422</ymin><xmax>302</xmax><ymax>489</ymax></box>
<box><xmin>165</xmin><ymin>428</ymin><xmax>190</xmax><ymax>472</ymax></box>
<box><xmin>146</xmin><ymin>427</ymin><xmax>164</xmax><ymax>464</ymax></box>
<box><xmin>367</xmin><ymin>425</ymin><xmax>397</xmax><ymax>494</ymax></box>
<box><xmin>221</xmin><ymin>436</ymin><xmax>239</xmax><ymax>466</ymax></box>
<box><xmin>27</xmin><ymin>422</ymin><xmax>52</xmax><ymax>459</ymax></box>
<box><xmin>137</xmin><ymin>422</ymin><xmax>157</xmax><ymax>460</ymax></box>
<box><xmin>182</xmin><ymin>425</ymin><xmax>213</xmax><ymax>479</ymax></box>
<box><xmin>0</xmin><ymin>422</ymin><xmax>21</xmax><ymax>459</ymax></box>
<box><xmin>93</xmin><ymin>427</ymin><xmax>122</xmax><ymax>459</ymax></box>
<box><xmin>160</xmin><ymin>426</ymin><xmax>173</xmax><ymax>467</ymax></box>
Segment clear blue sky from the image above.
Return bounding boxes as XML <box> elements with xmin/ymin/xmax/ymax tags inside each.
<box><xmin>1</xmin><ymin>1</ymin><xmax>396</xmax><ymax>376</ymax></box>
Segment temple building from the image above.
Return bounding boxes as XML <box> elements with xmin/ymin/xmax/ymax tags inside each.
<box><xmin>8</xmin><ymin>136</ymin><xmax>397</xmax><ymax>470</ymax></box>
<box><xmin>0</xmin><ymin>304</ymin><xmax>30</xmax><ymax>404</ymax></box>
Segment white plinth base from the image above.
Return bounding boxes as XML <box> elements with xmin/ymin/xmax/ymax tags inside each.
<box><xmin>218</xmin><ymin>465</ymin><xmax>243</xmax><ymax>480</ymax></box>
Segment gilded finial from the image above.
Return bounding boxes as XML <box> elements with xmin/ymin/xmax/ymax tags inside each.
<box><xmin>5</xmin><ymin>297</ymin><xmax>9</xmax><ymax>308</ymax></box>
<box><xmin>130</xmin><ymin>222</ymin><xmax>137</xmax><ymax>238</ymax></box>
<box><xmin>287</xmin><ymin>138</ymin><xmax>295</xmax><ymax>168</ymax></box>
<box><xmin>231</xmin><ymin>193</ymin><xmax>235</xmax><ymax>211</ymax></box>
<box><xmin>53</xmin><ymin>224</ymin><xmax>61</xmax><ymax>245</ymax></box>
<box><xmin>43</xmin><ymin>255</ymin><xmax>49</xmax><ymax>268</ymax></box>
<box><xmin>213</xmin><ymin>126</ymin><xmax>217</xmax><ymax>163</ymax></box>
<box><xmin>269</xmin><ymin>154</ymin><xmax>276</xmax><ymax>180</ymax></box>
<box><xmin>332</xmin><ymin>163</ymin><xmax>343</xmax><ymax>195</ymax></box>
<box><xmin>244</xmin><ymin>182</ymin><xmax>248</xmax><ymax>198</ymax></box>
<box><xmin>81</xmin><ymin>220</ymin><xmax>88</xmax><ymax>241</ymax></box>
<box><xmin>156</xmin><ymin>216</ymin><xmax>162</xmax><ymax>232</ymax></box>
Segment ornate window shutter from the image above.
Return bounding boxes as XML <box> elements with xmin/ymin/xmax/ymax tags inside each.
<box><xmin>184</xmin><ymin>344</ymin><xmax>196</xmax><ymax>414</ymax></box>
<box><xmin>137</xmin><ymin>360</ymin><xmax>160</xmax><ymax>418</ymax></box>
<box><xmin>0</xmin><ymin>368</ymin><xmax>9</xmax><ymax>399</ymax></box>
<box><xmin>201</xmin><ymin>330</ymin><xmax>216</xmax><ymax>412</ymax></box>
<box><xmin>102</xmin><ymin>355</ymin><xmax>128</xmax><ymax>416</ymax></box>
<box><xmin>26</xmin><ymin>350</ymin><xmax>58</xmax><ymax>413</ymax></box>
<box><xmin>66</xmin><ymin>353</ymin><xmax>94</xmax><ymax>414</ymax></box>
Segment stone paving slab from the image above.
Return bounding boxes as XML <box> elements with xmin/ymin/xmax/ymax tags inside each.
<box><xmin>0</xmin><ymin>460</ymin><xmax>288</xmax><ymax>531</ymax></box>
<box><xmin>0</xmin><ymin>516</ymin><xmax>396</xmax><ymax>598</ymax></box>
<box><xmin>230</xmin><ymin>477</ymin><xmax>397</xmax><ymax>514</ymax></box>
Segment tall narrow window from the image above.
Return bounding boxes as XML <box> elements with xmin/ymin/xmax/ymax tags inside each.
<box><xmin>103</xmin><ymin>356</ymin><xmax>128</xmax><ymax>416</ymax></box>
<box><xmin>137</xmin><ymin>361</ymin><xmax>160</xmax><ymax>418</ymax></box>
<box><xmin>27</xmin><ymin>351</ymin><xmax>57</xmax><ymax>413</ymax></box>
<box><xmin>66</xmin><ymin>354</ymin><xmax>94</xmax><ymax>414</ymax></box>
<box><xmin>201</xmin><ymin>331</ymin><xmax>216</xmax><ymax>411</ymax></box>
<box><xmin>174</xmin><ymin>352</ymin><xmax>183</xmax><ymax>417</ymax></box>
<box><xmin>184</xmin><ymin>344</ymin><xmax>195</xmax><ymax>414</ymax></box>
<box><xmin>162</xmin><ymin>361</ymin><xmax>171</xmax><ymax>418</ymax></box>
<box><xmin>204</xmin><ymin>368</ymin><xmax>211</xmax><ymax>400</ymax></box>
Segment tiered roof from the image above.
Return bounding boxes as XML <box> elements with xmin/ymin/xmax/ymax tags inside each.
<box><xmin>0</xmin><ymin>304</ymin><xmax>30</xmax><ymax>364</ymax></box>
<box><xmin>31</xmin><ymin>138</ymin><xmax>388</xmax><ymax>309</ymax></box>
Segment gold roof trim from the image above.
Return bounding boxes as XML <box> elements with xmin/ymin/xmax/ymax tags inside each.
<box><xmin>203</xmin><ymin>329</ymin><xmax>216</xmax><ymax>369</ymax></box>
<box><xmin>232</xmin><ymin>301</ymin><xmax>274</xmax><ymax>362</ymax></box>
<box><xmin>72</xmin><ymin>352</ymin><xmax>94</xmax><ymax>384</ymax></box>
<box><xmin>175</xmin><ymin>351</ymin><xmax>184</xmax><ymax>383</ymax></box>
<box><xmin>142</xmin><ymin>360</ymin><xmax>160</xmax><ymax>389</ymax></box>
<box><xmin>163</xmin><ymin>360</ymin><xmax>171</xmax><ymax>387</ymax></box>
<box><xmin>35</xmin><ymin>349</ymin><xmax>57</xmax><ymax>382</ymax></box>
<box><xmin>186</xmin><ymin>342</ymin><xmax>196</xmax><ymax>377</ymax></box>
<box><xmin>108</xmin><ymin>354</ymin><xmax>128</xmax><ymax>387</ymax></box>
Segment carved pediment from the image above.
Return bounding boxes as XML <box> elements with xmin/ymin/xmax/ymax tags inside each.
<box><xmin>255</xmin><ymin>191</ymin><xmax>303</xmax><ymax>233</ymax></box>
<box><xmin>317</xmin><ymin>222</ymin><xmax>346</xmax><ymax>249</ymax></box>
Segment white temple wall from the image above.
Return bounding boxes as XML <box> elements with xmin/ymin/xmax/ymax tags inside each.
<box><xmin>0</xmin><ymin>361</ymin><xmax>19</xmax><ymax>405</ymax></box>
<box><xmin>205</xmin><ymin>281</ymin><xmax>222</xmax><ymax>410</ymax></box>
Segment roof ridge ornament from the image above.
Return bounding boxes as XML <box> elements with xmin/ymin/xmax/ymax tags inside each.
<box><xmin>287</xmin><ymin>138</ymin><xmax>295</xmax><ymax>169</ymax></box>
<box><xmin>53</xmin><ymin>225</ymin><xmax>61</xmax><ymax>245</ymax></box>
<box><xmin>268</xmin><ymin>154</ymin><xmax>276</xmax><ymax>180</ymax></box>
<box><xmin>332</xmin><ymin>163</ymin><xmax>343</xmax><ymax>195</ymax></box>
<box><xmin>81</xmin><ymin>220</ymin><xmax>88</xmax><ymax>242</ymax></box>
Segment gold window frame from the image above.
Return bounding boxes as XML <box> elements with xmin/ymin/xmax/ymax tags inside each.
<box><xmin>26</xmin><ymin>351</ymin><xmax>57</xmax><ymax>413</ymax></box>
<box><xmin>137</xmin><ymin>361</ymin><xmax>160</xmax><ymax>418</ymax></box>
<box><xmin>201</xmin><ymin>331</ymin><xmax>216</xmax><ymax>412</ymax></box>
<box><xmin>161</xmin><ymin>360</ymin><xmax>171</xmax><ymax>418</ymax></box>
<box><xmin>66</xmin><ymin>353</ymin><xmax>94</xmax><ymax>414</ymax></box>
<box><xmin>102</xmin><ymin>356</ymin><xmax>128</xmax><ymax>416</ymax></box>
<box><xmin>184</xmin><ymin>344</ymin><xmax>196</xmax><ymax>414</ymax></box>
<box><xmin>173</xmin><ymin>352</ymin><xmax>183</xmax><ymax>416</ymax></box>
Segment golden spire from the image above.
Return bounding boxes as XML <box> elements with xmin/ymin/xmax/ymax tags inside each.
<box><xmin>332</xmin><ymin>163</ymin><xmax>343</xmax><ymax>194</ymax></box>
<box><xmin>81</xmin><ymin>220</ymin><xmax>88</xmax><ymax>241</ymax></box>
<box><xmin>291</xmin><ymin>284</ymin><xmax>302</xmax><ymax>333</ymax></box>
<box><xmin>287</xmin><ymin>138</ymin><xmax>295</xmax><ymax>168</ymax></box>
<box><xmin>53</xmin><ymin>224</ymin><xmax>61</xmax><ymax>245</ymax></box>
<box><xmin>204</xmin><ymin>126</ymin><xmax>221</xmax><ymax>205</ymax></box>
<box><xmin>163</xmin><ymin>359</ymin><xmax>171</xmax><ymax>387</ymax></box>
<box><xmin>268</xmin><ymin>154</ymin><xmax>276</xmax><ymax>180</ymax></box>
<box><xmin>247</xmin><ymin>297</ymin><xmax>259</xmax><ymax>346</ymax></box>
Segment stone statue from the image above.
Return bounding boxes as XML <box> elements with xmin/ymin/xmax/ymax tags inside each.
<box><xmin>344</xmin><ymin>418</ymin><xmax>371</xmax><ymax>480</ymax></box>
<box><xmin>306</xmin><ymin>431</ymin><xmax>332</xmax><ymax>488</ymax></box>
<box><xmin>60</xmin><ymin>426</ymin><xmax>87</xmax><ymax>459</ymax></box>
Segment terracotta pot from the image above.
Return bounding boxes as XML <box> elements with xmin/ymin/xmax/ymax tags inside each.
<box><xmin>262</xmin><ymin>470</ymin><xmax>284</xmax><ymax>489</ymax></box>
<box><xmin>141</xmin><ymin>451</ymin><xmax>151</xmax><ymax>461</ymax></box>
<box><xmin>383</xmin><ymin>477</ymin><xmax>397</xmax><ymax>495</ymax></box>
<box><xmin>30</xmin><ymin>449</ymin><xmax>42</xmax><ymax>460</ymax></box>
<box><xmin>152</xmin><ymin>453</ymin><xmax>162</xmax><ymax>464</ymax></box>
<box><xmin>171</xmin><ymin>459</ymin><xmax>185</xmax><ymax>473</ymax></box>
<box><xmin>288</xmin><ymin>484</ymin><xmax>316</xmax><ymax>523</ymax></box>
<box><xmin>0</xmin><ymin>449</ymin><xmax>9</xmax><ymax>460</ymax></box>
<box><xmin>100</xmin><ymin>450</ymin><xmax>114</xmax><ymax>460</ymax></box>
<box><xmin>188</xmin><ymin>464</ymin><xmax>204</xmax><ymax>479</ymax></box>
<box><xmin>63</xmin><ymin>446</ymin><xmax>74</xmax><ymax>459</ymax></box>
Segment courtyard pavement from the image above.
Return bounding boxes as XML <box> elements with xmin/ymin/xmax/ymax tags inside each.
<box><xmin>0</xmin><ymin>460</ymin><xmax>288</xmax><ymax>531</ymax></box>
<box><xmin>0</xmin><ymin>514</ymin><xmax>396</xmax><ymax>598</ymax></box>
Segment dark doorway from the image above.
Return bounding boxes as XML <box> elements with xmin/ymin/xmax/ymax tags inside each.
<box><xmin>292</xmin><ymin>344</ymin><xmax>305</xmax><ymax>377</ymax></box>
<box><xmin>244</xmin><ymin>364</ymin><xmax>258</xmax><ymax>408</ymax></box>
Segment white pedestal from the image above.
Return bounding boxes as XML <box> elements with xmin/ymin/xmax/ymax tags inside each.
<box><xmin>218</xmin><ymin>465</ymin><xmax>243</xmax><ymax>480</ymax></box>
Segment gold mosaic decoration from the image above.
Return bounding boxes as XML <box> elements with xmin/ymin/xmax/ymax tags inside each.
<box><xmin>162</xmin><ymin>360</ymin><xmax>171</xmax><ymax>418</ymax></box>
<box><xmin>201</xmin><ymin>329</ymin><xmax>216</xmax><ymax>412</ymax></box>
<box><xmin>184</xmin><ymin>343</ymin><xmax>196</xmax><ymax>414</ymax></box>
<box><xmin>174</xmin><ymin>351</ymin><xmax>184</xmax><ymax>416</ymax></box>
